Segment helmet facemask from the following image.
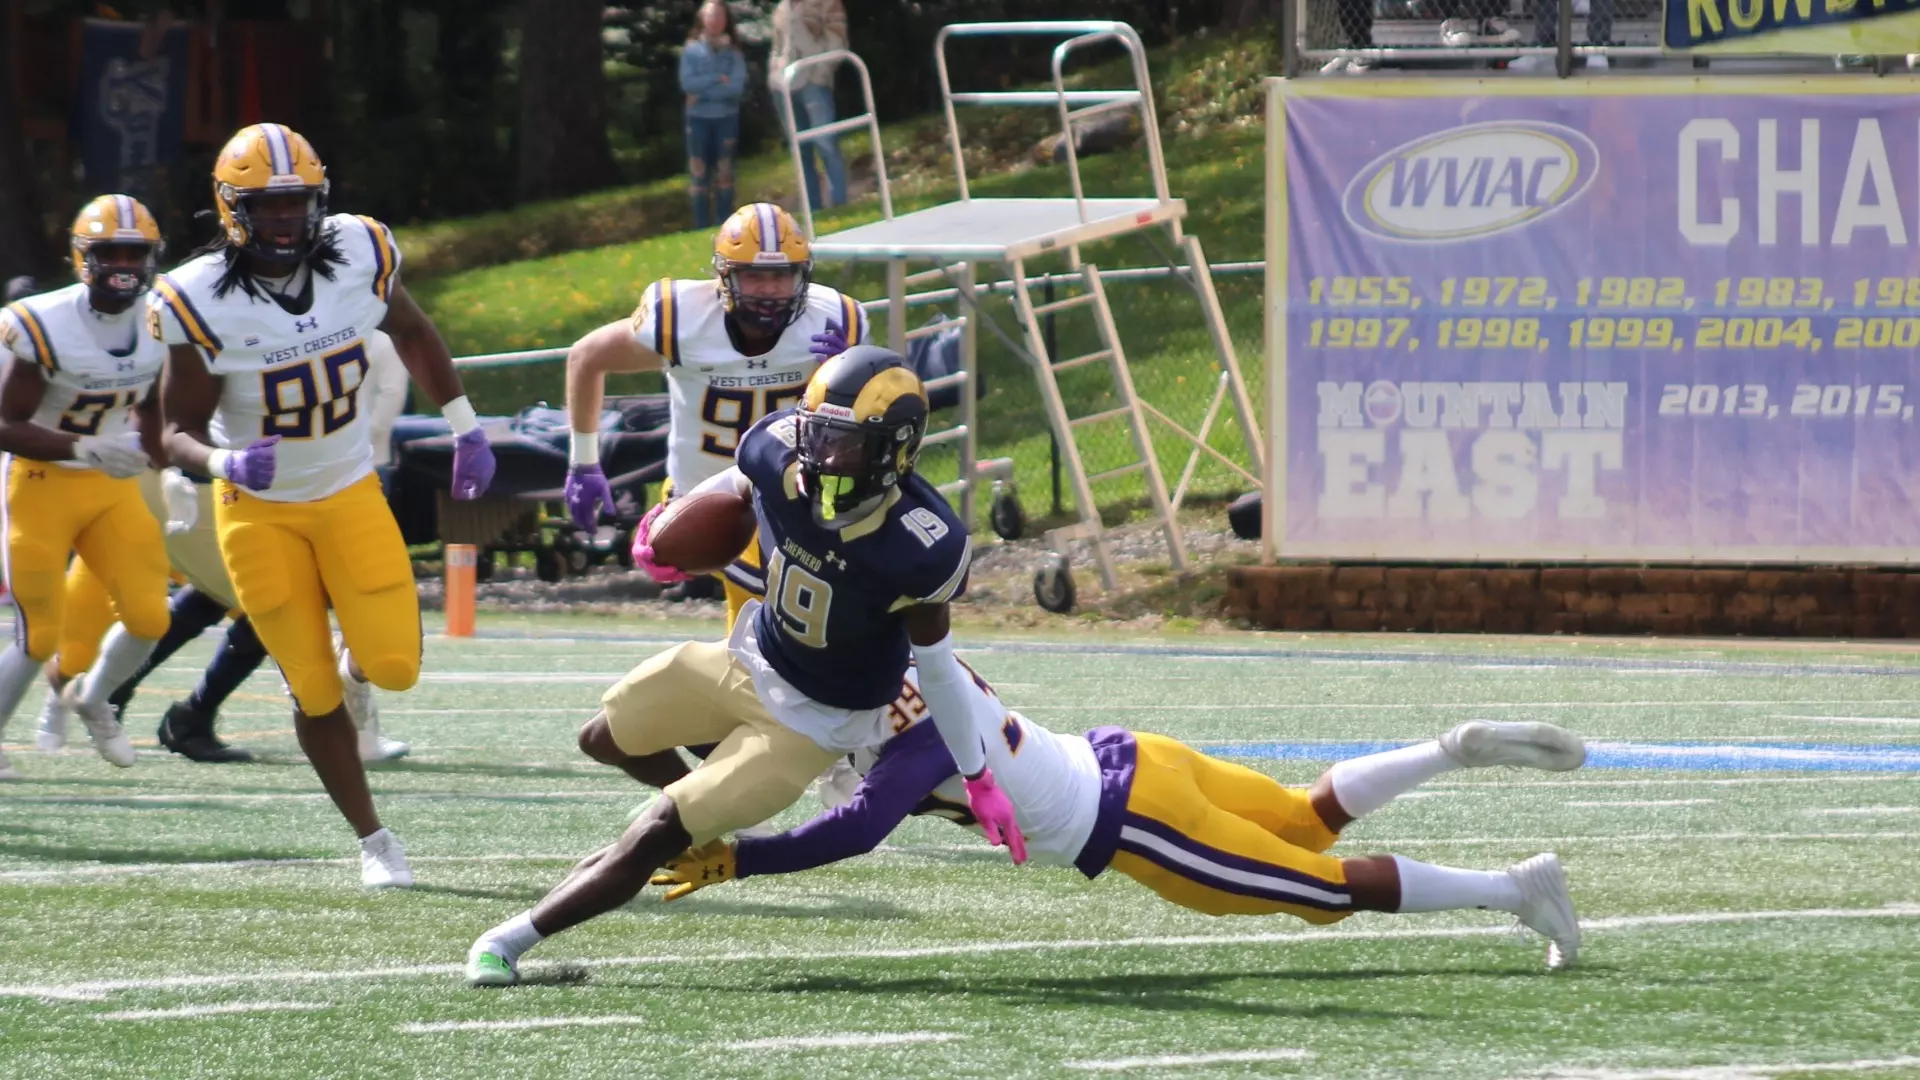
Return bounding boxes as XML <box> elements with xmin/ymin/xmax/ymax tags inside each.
<box><xmin>716</xmin><ymin>257</ymin><xmax>811</xmax><ymax>337</ymax></box>
<box><xmin>796</xmin><ymin>406</ymin><xmax>921</xmax><ymax>529</ymax></box>
<box><xmin>224</xmin><ymin>184</ymin><xmax>329</xmax><ymax>263</ymax></box>
<box><xmin>76</xmin><ymin>240</ymin><xmax>159</xmax><ymax>307</ymax></box>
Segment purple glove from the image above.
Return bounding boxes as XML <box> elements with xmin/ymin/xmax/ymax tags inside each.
<box><xmin>451</xmin><ymin>428</ymin><xmax>496</xmax><ymax>501</ymax></box>
<box><xmin>564</xmin><ymin>464</ymin><xmax>614</xmax><ymax>529</ymax></box>
<box><xmin>631</xmin><ymin>501</ymin><xmax>691</xmax><ymax>585</ymax></box>
<box><xmin>226</xmin><ymin>436</ymin><xmax>280</xmax><ymax>491</ymax></box>
<box><xmin>809</xmin><ymin>319</ymin><xmax>848</xmax><ymax>361</ymax></box>
<box><xmin>962</xmin><ymin>768</ymin><xmax>1028</xmax><ymax>865</ymax></box>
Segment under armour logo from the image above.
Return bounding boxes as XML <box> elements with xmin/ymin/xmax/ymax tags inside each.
<box><xmin>115</xmin><ymin>359</ymin><xmax>136</xmax><ymax>372</ymax></box>
<box><xmin>244</xmin><ymin>336</ymin><xmax>261</xmax><ymax>347</ymax></box>
<box><xmin>745</xmin><ymin>358</ymin><xmax>769</xmax><ymax>370</ymax></box>
<box><xmin>25</xmin><ymin>469</ymin><xmax>45</xmax><ymax>480</ymax></box>
<box><xmin>221</xmin><ymin>489</ymin><xmax>240</xmax><ymax>505</ymax></box>
<box><xmin>294</xmin><ymin>317</ymin><xmax>319</xmax><ymax>333</ymax></box>
<box><xmin>824</xmin><ymin>551</ymin><xmax>847</xmax><ymax>571</ymax></box>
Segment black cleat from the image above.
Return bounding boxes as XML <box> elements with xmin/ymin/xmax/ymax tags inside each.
<box><xmin>157</xmin><ymin>702</ymin><xmax>254</xmax><ymax>764</ymax></box>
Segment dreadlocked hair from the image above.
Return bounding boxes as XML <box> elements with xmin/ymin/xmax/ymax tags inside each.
<box><xmin>189</xmin><ymin>210</ymin><xmax>346</xmax><ymax>300</ymax></box>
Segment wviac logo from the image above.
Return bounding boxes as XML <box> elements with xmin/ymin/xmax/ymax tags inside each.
<box><xmin>1341</xmin><ymin>120</ymin><xmax>1599</xmax><ymax>243</ymax></box>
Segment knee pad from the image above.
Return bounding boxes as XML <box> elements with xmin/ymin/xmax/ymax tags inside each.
<box><xmin>357</xmin><ymin>650</ymin><xmax>419</xmax><ymax>693</ymax></box>
<box><xmin>119</xmin><ymin>591</ymin><xmax>173</xmax><ymax>642</ymax></box>
<box><xmin>287</xmin><ymin>662</ymin><xmax>345</xmax><ymax>718</ymax></box>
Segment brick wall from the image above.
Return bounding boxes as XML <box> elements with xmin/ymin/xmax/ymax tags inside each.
<box><xmin>1220</xmin><ymin>565</ymin><xmax>1920</xmax><ymax>637</ymax></box>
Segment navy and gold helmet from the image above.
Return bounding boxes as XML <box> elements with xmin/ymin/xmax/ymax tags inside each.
<box><xmin>797</xmin><ymin>345</ymin><xmax>928</xmax><ymax>528</ymax></box>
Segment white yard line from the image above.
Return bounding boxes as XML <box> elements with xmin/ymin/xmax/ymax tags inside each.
<box><xmin>1449</xmin><ymin>775</ymin><xmax>1920</xmax><ymax>789</ymax></box>
<box><xmin>1781</xmin><ymin>716</ymin><xmax>1920</xmax><ymax>726</ymax></box>
<box><xmin>97</xmin><ymin>1001</ymin><xmax>325</xmax><ymax>1021</ymax></box>
<box><xmin>1024</xmin><ymin>700</ymin><xmax>1920</xmax><ymax>710</ymax></box>
<box><xmin>1564</xmin><ymin>800</ymin><xmax>1718</xmax><ymax>808</ymax></box>
<box><xmin>0</xmin><ymin>853</ymin><xmax>586</xmax><ymax>882</ymax></box>
<box><xmin>3</xmin><ymin>904</ymin><xmax>1915</xmax><ymax>1002</ymax></box>
<box><xmin>1067</xmin><ymin>1049</ymin><xmax>1314</xmax><ymax>1072</ymax></box>
<box><xmin>1510</xmin><ymin>1055</ymin><xmax>1920</xmax><ymax>1079</ymax></box>
<box><xmin>1354</xmin><ymin>831</ymin><xmax>1920</xmax><ymax>847</ymax></box>
<box><xmin>724</xmin><ymin>1032</ymin><xmax>961</xmax><ymax>1051</ymax></box>
<box><xmin>0</xmin><ymin>790</ymin><xmax>632</xmax><ymax>807</ymax></box>
<box><xmin>400</xmin><ymin>1016</ymin><xmax>648</xmax><ymax>1034</ymax></box>
<box><xmin>1804</xmin><ymin>807</ymin><xmax>1918</xmax><ymax>817</ymax></box>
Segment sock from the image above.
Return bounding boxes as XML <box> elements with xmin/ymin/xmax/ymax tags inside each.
<box><xmin>79</xmin><ymin>627</ymin><xmax>158</xmax><ymax>708</ymax></box>
<box><xmin>188</xmin><ymin>616</ymin><xmax>268</xmax><ymax>714</ymax></box>
<box><xmin>0</xmin><ymin>644</ymin><xmax>40</xmax><ymax>732</ymax></box>
<box><xmin>1326</xmin><ymin>741</ymin><xmax>1459</xmax><ymax>820</ymax></box>
<box><xmin>1392</xmin><ymin>856</ymin><xmax>1523</xmax><ymax>914</ymax></box>
<box><xmin>109</xmin><ymin>588</ymin><xmax>227</xmax><ymax>710</ymax></box>
<box><xmin>480</xmin><ymin>912</ymin><xmax>546</xmax><ymax>960</ymax></box>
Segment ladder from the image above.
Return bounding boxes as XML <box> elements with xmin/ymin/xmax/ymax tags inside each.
<box><xmin>1009</xmin><ymin>261</ymin><xmax>1188</xmax><ymax>595</ymax></box>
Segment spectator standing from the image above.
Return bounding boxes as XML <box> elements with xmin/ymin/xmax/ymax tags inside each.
<box><xmin>769</xmin><ymin>0</ymin><xmax>849</xmax><ymax>211</ymax></box>
<box><xmin>680</xmin><ymin>1</ymin><xmax>748</xmax><ymax>229</ymax></box>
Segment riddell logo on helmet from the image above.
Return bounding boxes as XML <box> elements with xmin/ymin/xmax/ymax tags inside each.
<box><xmin>751</xmin><ymin>252</ymin><xmax>792</xmax><ymax>265</ymax></box>
<box><xmin>815</xmin><ymin>403</ymin><xmax>856</xmax><ymax>419</ymax></box>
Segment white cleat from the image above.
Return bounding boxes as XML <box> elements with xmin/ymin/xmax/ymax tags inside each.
<box><xmin>1507</xmin><ymin>853</ymin><xmax>1580</xmax><ymax>970</ymax></box>
<box><xmin>0</xmin><ymin>747</ymin><xmax>21</xmax><ymax>781</ymax></box>
<box><xmin>61</xmin><ymin>682</ymin><xmax>136</xmax><ymax>767</ymax></box>
<box><xmin>466</xmin><ymin>941</ymin><xmax>521</xmax><ymax>988</ymax></box>
<box><xmin>359</xmin><ymin>827</ymin><xmax>415</xmax><ymax>888</ymax></box>
<box><xmin>338</xmin><ymin>640</ymin><xmax>408</xmax><ymax>762</ymax></box>
<box><xmin>34</xmin><ymin>688</ymin><xmax>71</xmax><ymax>752</ymax></box>
<box><xmin>1441</xmin><ymin>720</ymin><xmax>1585</xmax><ymax>772</ymax></box>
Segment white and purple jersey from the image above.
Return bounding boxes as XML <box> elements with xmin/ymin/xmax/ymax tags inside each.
<box><xmin>733</xmin><ymin>715</ymin><xmax>1138</xmax><ymax>879</ymax></box>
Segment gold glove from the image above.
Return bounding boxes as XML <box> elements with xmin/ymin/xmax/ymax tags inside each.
<box><xmin>648</xmin><ymin>839</ymin><xmax>736</xmax><ymax>902</ymax></box>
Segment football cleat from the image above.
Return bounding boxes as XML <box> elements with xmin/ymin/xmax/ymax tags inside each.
<box><xmin>157</xmin><ymin>702</ymin><xmax>254</xmax><ymax>764</ymax></box>
<box><xmin>1507</xmin><ymin>853</ymin><xmax>1580</xmax><ymax>970</ymax></box>
<box><xmin>34</xmin><ymin>688</ymin><xmax>71</xmax><ymax>752</ymax></box>
<box><xmin>62</xmin><ymin>682</ymin><xmax>136</xmax><ymax>767</ymax></box>
<box><xmin>1441</xmin><ymin>720</ymin><xmax>1585</xmax><ymax>772</ymax></box>
<box><xmin>336</xmin><ymin>639</ymin><xmax>408</xmax><ymax>762</ymax></box>
<box><xmin>466</xmin><ymin>943</ymin><xmax>520</xmax><ymax>988</ymax></box>
<box><xmin>359</xmin><ymin>827</ymin><xmax>414</xmax><ymax>888</ymax></box>
<box><xmin>0</xmin><ymin>747</ymin><xmax>20</xmax><ymax>782</ymax></box>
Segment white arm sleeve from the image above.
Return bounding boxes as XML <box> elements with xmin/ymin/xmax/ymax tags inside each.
<box><xmin>910</xmin><ymin>634</ymin><xmax>987</xmax><ymax>777</ymax></box>
<box><xmin>363</xmin><ymin>330</ymin><xmax>410</xmax><ymax>466</ymax></box>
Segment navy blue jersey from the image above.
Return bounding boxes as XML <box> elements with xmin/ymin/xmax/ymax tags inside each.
<box><xmin>737</xmin><ymin>409</ymin><xmax>971</xmax><ymax>709</ymax></box>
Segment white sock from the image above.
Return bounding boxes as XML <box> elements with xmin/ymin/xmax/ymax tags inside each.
<box><xmin>1325</xmin><ymin>741</ymin><xmax>1460</xmax><ymax>820</ymax></box>
<box><xmin>78</xmin><ymin>626</ymin><xmax>157</xmax><ymax>708</ymax></box>
<box><xmin>1392</xmin><ymin>855</ymin><xmax>1523</xmax><ymax>913</ymax></box>
<box><xmin>0</xmin><ymin>645</ymin><xmax>39</xmax><ymax>731</ymax></box>
<box><xmin>480</xmin><ymin>912</ymin><xmax>546</xmax><ymax>960</ymax></box>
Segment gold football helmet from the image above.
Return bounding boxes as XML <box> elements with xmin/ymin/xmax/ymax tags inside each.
<box><xmin>712</xmin><ymin>202</ymin><xmax>812</xmax><ymax>335</ymax></box>
<box><xmin>69</xmin><ymin>194</ymin><xmax>163</xmax><ymax>302</ymax></box>
<box><xmin>212</xmin><ymin>123</ymin><xmax>329</xmax><ymax>260</ymax></box>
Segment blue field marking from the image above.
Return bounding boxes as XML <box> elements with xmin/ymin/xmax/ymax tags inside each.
<box><xmin>1213</xmin><ymin>740</ymin><xmax>1920</xmax><ymax>772</ymax></box>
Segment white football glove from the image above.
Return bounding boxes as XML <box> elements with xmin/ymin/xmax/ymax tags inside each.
<box><xmin>161</xmin><ymin>468</ymin><xmax>199</xmax><ymax>535</ymax></box>
<box><xmin>73</xmin><ymin>432</ymin><xmax>150</xmax><ymax>479</ymax></box>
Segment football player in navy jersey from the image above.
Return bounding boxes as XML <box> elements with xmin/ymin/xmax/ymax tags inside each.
<box><xmin>465</xmin><ymin>346</ymin><xmax>1024</xmax><ymax>986</ymax></box>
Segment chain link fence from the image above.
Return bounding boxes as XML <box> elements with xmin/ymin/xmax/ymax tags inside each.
<box><xmin>1297</xmin><ymin>0</ymin><xmax>1664</xmax><ymax>70</ymax></box>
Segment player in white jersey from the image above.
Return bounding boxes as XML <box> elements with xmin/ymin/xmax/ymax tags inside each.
<box><xmin>653</xmin><ymin>701</ymin><xmax>1592</xmax><ymax>970</ymax></box>
<box><xmin>152</xmin><ymin>123</ymin><xmax>497</xmax><ymax>886</ymax></box>
<box><xmin>0</xmin><ymin>195</ymin><xmax>173</xmax><ymax>778</ymax></box>
<box><xmin>562</xmin><ymin>202</ymin><xmax>866</xmax><ymax>630</ymax></box>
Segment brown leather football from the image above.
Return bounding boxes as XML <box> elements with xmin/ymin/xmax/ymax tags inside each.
<box><xmin>647</xmin><ymin>489</ymin><xmax>757</xmax><ymax>575</ymax></box>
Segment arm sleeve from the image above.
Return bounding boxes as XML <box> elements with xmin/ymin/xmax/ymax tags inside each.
<box><xmin>362</xmin><ymin>331</ymin><xmax>411</xmax><ymax>467</ymax></box>
<box><xmin>735</xmin><ymin>729</ymin><xmax>957</xmax><ymax>879</ymax></box>
<box><xmin>719</xmin><ymin>50</ymin><xmax>748</xmax><ymax>104</ymax></box>
<box><xmin>910</xmin><ymin>634</ymin><xmax>987</xmax><ymax>776</ymax></box>
<box><xmin>821</xmin><ymin>0</ymin><xmax>849</xmax><ymax>51</ymax></box>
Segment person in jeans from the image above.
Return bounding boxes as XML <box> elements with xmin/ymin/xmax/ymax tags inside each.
<box><xmin>770</xmin><ymin>0</ymin><xmax>848</xmax><ymax>211</ymax></box>
<box><xmin>680</xmin><ymin>1</ymin><xmax>748</xmax><ymax>229</ymax></box>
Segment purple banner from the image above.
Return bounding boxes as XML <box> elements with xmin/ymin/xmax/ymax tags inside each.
<box><xmin>1280</xmin><ymin>85</ymin><xmax>1920</xmax><ymax>562</ymax></box>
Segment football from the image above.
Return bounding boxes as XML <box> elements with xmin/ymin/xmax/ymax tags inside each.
<box><xmin>645</xmin><ymin>488</ymin><xmax>757</xmax><ymax>575</ymax></box>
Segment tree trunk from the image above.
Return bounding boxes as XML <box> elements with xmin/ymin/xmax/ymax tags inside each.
<box><xmin>515</xmin><ymin>0</ymin><xmax>619</xmax><ymax>202</ymax></box>
<box><xmin>1218</xmin><ymin>0</ymin><xmax>1284</xmax><ymax>30</ymax></box>
<box><xmin>0</xmin><ymin>13</ymin><xmax>50</xmax><ymax>281</ymax></box>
